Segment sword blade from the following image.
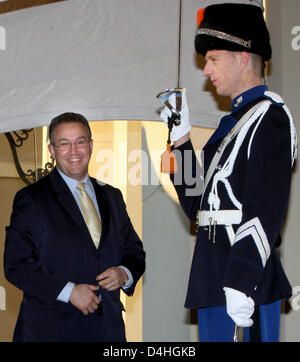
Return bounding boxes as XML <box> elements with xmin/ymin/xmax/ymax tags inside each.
<box><xmin>233</xmin><ymin>325</ymin><xmax>245</xmax><ymax>342</ymax></box>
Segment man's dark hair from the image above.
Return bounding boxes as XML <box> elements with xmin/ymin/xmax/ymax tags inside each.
<box><xmin>49</xmin><ymin>112</ymin><xmax>92</xmax><ymax>144</ymax></box>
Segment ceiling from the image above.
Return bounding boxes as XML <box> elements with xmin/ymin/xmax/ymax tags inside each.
<box><xmin>0</xmin><ymin>0</ymin><xmax>65</xmax><ymax>14</ymax></box>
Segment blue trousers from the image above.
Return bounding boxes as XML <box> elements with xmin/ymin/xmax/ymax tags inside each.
<box><xmin>197</xmin><ymin>300</ymin><xmax>281</xmax><ymax>342</ymax></box>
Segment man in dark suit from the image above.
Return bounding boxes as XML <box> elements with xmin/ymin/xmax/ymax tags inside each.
<box><xmin>4</xmin><ymin>112</ymin><xmax>145</xmax><ymax>342</ymax></box>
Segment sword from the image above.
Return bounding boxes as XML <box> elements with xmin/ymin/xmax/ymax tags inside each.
<box><xmin>233</xmin><ymin>325</ymin><xmax>244</xmax><ymax>342</ymax></box>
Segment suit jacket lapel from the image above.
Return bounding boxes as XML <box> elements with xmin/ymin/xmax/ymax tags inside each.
<box><xmin>49</xmin><ymin>168</ymin><xmax>94</xmax><ymax>247</ymax></box>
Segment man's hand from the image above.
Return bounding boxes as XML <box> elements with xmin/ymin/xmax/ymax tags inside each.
<box><xmin>96</xmin><ymin>267</ymin><xmax>128</xmax><ymax>291</ymax></box>
<box><xmin>69</xmin><ymin>284</ymin><xmax>100</xmax><ymax>316</ymax></box>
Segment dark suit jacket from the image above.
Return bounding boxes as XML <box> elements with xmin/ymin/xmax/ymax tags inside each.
<box><xmin>4</xmin><ymin>168</ymin><xmax>145</xmax><ymax>342</ymax></box>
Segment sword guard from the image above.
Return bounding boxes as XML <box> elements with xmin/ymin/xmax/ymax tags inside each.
<box><xmin>157</xmin><ymin>88</ymin><xmax>183</xmax><ymax>127</ymax></box>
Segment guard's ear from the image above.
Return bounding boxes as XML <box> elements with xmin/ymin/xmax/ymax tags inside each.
<box><xmin>239</xmin><ymin>51</ymin><xmax>250</xmax><ymax>69</ymax></box>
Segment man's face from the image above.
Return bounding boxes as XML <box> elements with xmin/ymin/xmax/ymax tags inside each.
<box><xmin>48</xmin><ymin>122</ymin><xmax>93</xmax><ymax>181</ymax></box>
<box><xmin>203</xmin><ymin>50</ymin><xmax>242</xmax><ymax>99</ymax></box>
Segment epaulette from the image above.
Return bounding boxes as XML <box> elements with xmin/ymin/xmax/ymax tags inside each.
<box><xmin>264</xmin><ymin>91</ymin><xmax>297</xmax><ymax>165</ymax></box>
<box><xmin>264</xmin><ymin>91</ymin><xmax>285</xmax><ymax>106</ymax></box>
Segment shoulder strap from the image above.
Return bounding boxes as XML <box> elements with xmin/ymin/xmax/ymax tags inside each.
<box><xmin>202</xmin><ymin>100</ymin><xmax>268</xmax><ymax>197</ymax></box>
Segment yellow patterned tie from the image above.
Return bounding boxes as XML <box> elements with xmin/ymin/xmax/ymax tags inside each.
<box><xmin>77</xmin><ymin>182</ymin><xmax>101</xmax><ymax>248</ymax></box>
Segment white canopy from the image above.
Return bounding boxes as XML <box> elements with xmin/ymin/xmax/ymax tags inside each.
<box><xmin>0</xmin><ymin>0</ymin><xmax>263</xmax><ymax>133</ymax></box>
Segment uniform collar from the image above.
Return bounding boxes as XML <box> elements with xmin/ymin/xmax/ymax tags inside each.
<box><xmin>204</xmin><ymin>85</ymin><xmax>268</xmax><ymax>148</ymax></box>
<box><xmin>232</xmin><ymin>85</ymin><xmax>268</xmax><ymax>112</ymax></box>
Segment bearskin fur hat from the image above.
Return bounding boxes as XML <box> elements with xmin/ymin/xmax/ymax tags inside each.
<box><xmin>195</xmin><ymin>3</ymin><xmax>272</xmax><ymax>61</ymax></box>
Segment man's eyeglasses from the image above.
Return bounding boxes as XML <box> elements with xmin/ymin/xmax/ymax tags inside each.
<box><xmin>53</xmin><ymin>138</ymin><xmax>91</xmax><ymax>152</ymax></box>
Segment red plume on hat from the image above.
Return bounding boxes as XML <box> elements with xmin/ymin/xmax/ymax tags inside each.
<box><xmin>197</xmin><ymin>8</ymin><xmax>205</xmax><ymax>27</ymax></box>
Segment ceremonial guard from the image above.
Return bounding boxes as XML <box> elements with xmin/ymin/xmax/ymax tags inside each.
<box><xmin>159</xmin><ymin>3</ymin><xmax>297</xmax><ymax>342</ymax></box>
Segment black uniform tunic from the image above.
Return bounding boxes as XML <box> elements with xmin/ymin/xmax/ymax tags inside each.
<box><xmin>171</xmin><ymin>86</ymin><xmax>296</xmax><ymax>310</ymax></box>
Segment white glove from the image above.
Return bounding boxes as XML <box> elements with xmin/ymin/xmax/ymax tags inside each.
<box><xmin>224</xmin><ymin>287</ymin><xmax>255</xmax><ymax>327</ymax></box>
<box><xmin>159</xmin><ymin>88</ymin><xmax>191</xmax><ymax>142</ymax></box>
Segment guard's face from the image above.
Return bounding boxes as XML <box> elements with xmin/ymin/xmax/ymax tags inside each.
<box><xmin>48</xmin><ymin>122</ymin><xmax>93</xmax><ymax>181</ymax></box>
<box><xmin>203</xmin><ymin>50</ymin><xmax>242</xmax><ymax>99</ymax></box>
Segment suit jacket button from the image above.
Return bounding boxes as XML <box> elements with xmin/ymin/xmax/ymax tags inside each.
<box><xmin>96</xmin><ymin>253</ymin><xmax>100</xmax><ymax>259</ymax></box>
